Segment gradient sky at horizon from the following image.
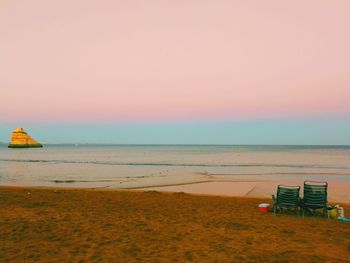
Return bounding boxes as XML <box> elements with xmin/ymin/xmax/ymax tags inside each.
<box><xmin>1</xmin><ymin>0</ymin><xmax>349</xmax><ymax>144</ymax></box>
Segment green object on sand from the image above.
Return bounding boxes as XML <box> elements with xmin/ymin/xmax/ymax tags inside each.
<box><xmin>300</xmin><ymin>181</ymin><xmax>328</xmax><ymax>217</ymax></box>
<box><xmin>272</xmin><ymin>185</ymin><xmax>301</xmax><ymax>215</ymax></box>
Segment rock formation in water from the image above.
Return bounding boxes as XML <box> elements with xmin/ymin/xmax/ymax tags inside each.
<box><xmin>8</xmin><ymin>128</ymin><xmax>43</xmax><ymax>148</ymax></box>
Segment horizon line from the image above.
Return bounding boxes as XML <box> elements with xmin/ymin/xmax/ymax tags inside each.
<box><xmin>1</xmin><ymin>142</ymin><xmax>350</xmax><ymax>147</ymax></box>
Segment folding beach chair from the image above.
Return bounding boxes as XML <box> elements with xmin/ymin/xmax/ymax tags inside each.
<box><xmin>301</xmin><ymin>181</ymin><xmax>328</xmax><ymax>217</ymax></box>
<box><xmin>272</xmin><ymin>185</ymin><xmax>301</xmax><ymax>215</ymax></box>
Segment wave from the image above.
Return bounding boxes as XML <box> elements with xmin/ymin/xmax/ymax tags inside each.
<box><xmin>210</xmin><ymin>172</ymin><xmax>350</xmax><ymax>176</ymax></box>
<box><xmin>1</xmin><ymin>158</ymin><xmax>349</xmax><ymax>170</ymax></box>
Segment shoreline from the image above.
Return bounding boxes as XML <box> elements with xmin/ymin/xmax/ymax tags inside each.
<box><xmin>2</xmin><ymin>145</ymin><xmax>350</xmax><ymax>202</ymax></box>
<box><xmin>1</xmin><ymin>185</ymin><xmax>349</xmax><ymax>205</ymax></box>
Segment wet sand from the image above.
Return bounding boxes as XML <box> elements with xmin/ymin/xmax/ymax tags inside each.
<box><xmin>142</xmin><ymin>179</ymin><xmax>350</xmax><ymax>203</ymax></box>
<box><xmin>1</xmin><ymin>186</ymin><xmax>350</xmax><ymax>262</ymax></box>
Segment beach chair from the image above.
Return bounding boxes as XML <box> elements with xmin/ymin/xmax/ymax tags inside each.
<box><xmin>301</xmin><ymin>181</ymin><xmax>328</xmax><ymax>217</ymax></box>
<box><xmin>272</xmin><ymin>185</ymin><xmax>301</xmax><ymax>215</ymax></box>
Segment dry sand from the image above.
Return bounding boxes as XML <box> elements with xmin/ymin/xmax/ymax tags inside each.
<box><xmin>1</xmin><ymin>186</ymin><xmax>350</xmax><ymax>262</ymax></box>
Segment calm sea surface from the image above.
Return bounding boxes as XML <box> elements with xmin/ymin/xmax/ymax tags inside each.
<box><xmin>1</xmin><ymin>145</ymin><xmax>350</xmax><ymax>201</ymax></box>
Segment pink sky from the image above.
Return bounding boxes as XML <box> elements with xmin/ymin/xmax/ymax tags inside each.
<box><xmin>1</xmin><ymin>0</ymin><xmax>350</xmax><ymax>122</ymax></box>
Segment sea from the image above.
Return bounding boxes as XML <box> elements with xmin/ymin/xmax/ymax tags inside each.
<box><xmin>1</xmin><ymin>145</ymin><xmax>350</xmax><ymax>201</ymax></box>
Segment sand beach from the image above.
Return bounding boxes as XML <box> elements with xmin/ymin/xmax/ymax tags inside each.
<box><xmin>1</xmin><ymin>186</ymin><xmax>350</xmax><ymax>262</ymax></box>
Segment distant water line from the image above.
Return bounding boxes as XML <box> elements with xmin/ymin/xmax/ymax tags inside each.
<box><xmin>1</xmin><ymin>158</ymin><xmax>350</xmax><ymax>170</ymax></box>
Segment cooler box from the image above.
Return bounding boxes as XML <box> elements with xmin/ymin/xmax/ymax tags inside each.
<box><xmin>258</xmin><ymin>203</ymin><xmax>270</xmax><ymax>213</ymax></box>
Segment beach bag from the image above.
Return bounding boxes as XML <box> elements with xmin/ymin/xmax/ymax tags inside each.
<box><xmin>328</xmin><ymin>207</ymin><xmax>338</xmax><ymax>219</ymax></box>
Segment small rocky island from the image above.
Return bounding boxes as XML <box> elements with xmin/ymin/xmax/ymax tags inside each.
<box><xmin>8</xmin><ymin>128</ymin><xmax>43</xmax><ymax>148</ymax></box>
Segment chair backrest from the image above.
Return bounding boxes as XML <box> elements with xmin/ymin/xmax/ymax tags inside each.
<box><xmin>303</xmin><ymin>181</ymin><xmax>328</xmax><ymax>206</ymax></box>
<box><xmin>276</xmin><ymin>185</ymin><xmax>300</xmax><ymax>207</ymax></box>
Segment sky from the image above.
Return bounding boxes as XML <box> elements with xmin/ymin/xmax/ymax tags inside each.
<box><xmin>1</xmin><ymin>0</ymin><xmax>350</xmax><ymax>144</ymax></box>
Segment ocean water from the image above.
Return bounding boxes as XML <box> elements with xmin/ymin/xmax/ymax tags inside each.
<box><xmin>1</xmin><ymin>145</ymin><xmax>350</xmax><ymax>201</ymax></box>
